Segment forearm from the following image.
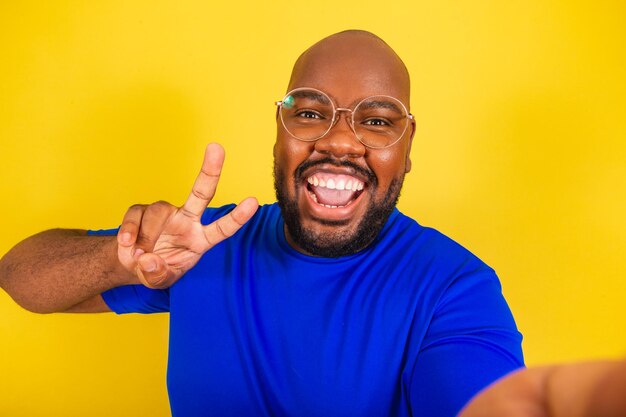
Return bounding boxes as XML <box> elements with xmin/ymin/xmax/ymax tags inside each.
<box><xmin>545</xmin><ymin>360</ymin><xmax>626</xmax><ymax>417</ymax></box>
<box><xmin>0</xmin><ymin>229</ymin><xmax>138</xmax><ymax>313</ymax></box>
<box><xmin>458</xmin><ymin>360</ymin><xmax>626</xmax><ymax>417</ymax></box>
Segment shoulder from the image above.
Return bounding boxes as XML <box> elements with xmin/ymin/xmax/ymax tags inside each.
<box><xmin>378</xmin><ymin>209</ymin><xmax>490</xmax><ymax>273</ymax></box>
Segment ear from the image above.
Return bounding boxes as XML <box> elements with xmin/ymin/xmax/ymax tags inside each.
<box><xmin>404</xmin><ymin>117</ymin><xmax>416</xmax><ymax>173</ymax></box>
<box><xmin>273</xmin><ymin>106</ymin><xmax>282</xmax><ymax>158</ymax></box>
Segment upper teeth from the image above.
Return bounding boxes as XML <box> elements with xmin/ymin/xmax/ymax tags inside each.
<box><xmin>307</xmin><ymin>175</ymin><xmax>364</xmax><ymax>191</ymax></box>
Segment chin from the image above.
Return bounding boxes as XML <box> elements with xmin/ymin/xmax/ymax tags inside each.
<box><xmin>276</xmin><ymin>175</ymin><xmax>404</xmax><ymax>258</ymax></box>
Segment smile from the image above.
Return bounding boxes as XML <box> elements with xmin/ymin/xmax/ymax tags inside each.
<box><xmin>306</xmin><ymin>173</ymin><xmax>365</xmax><ymax>209</ymax></box>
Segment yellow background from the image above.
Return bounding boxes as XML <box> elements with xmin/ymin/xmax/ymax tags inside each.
<box><xmin>1</xmin><ymin>1</ymin><xmax>625</xmax><ymax>416</ymax></box>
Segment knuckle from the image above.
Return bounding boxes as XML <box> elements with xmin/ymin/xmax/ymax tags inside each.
<box><xmin>214</xmin><ymin>220</ymin><xmax>228</xmax><ymax>238</ymax></box>
<box><xmin>179</xmin><ymin>206</ymin><xmax>199</xmax><ymax>220</ymax></box>
<box><xmin>149</xmin><ymin>200</ymin><xmax>165</xmax><ymax>210</ymax></box>
<box><xmin>120</xmin><ymin>222</ymin><xmax>138</xmax><ymax>231</ymax></box>
<box><xmin>192</xmin><ymin>187</ymin><xmax>211</xmax><ymax>201</ymax></box>
<box><xmin>135</xmin><ymin>259</ymin><xmax>171</xmax><ymax>288</ymax></box>
<box><xmin>229</xmin><ymin>210</ymin><xmax>246</xmax><ymax>226</ymax></box>
<box><xmin>152</xmin><ymin>200</ymin><xmax>175</xmax><ymax>215</ymax></box>
<box><xmin>144</xmin><ymin>271</ymin><xmax>170</xmax><ymax>288</ymax></box>
<box><xmin>200</xmin><ymin>168</ymin><xmax>221</xmax><ymax>178</ymax></box>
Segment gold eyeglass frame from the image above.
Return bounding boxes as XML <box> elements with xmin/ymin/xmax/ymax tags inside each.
<box><xmin>276</xmin><ymin>87</ymin><xmax>414</xmax><ymax>149</ymax></box>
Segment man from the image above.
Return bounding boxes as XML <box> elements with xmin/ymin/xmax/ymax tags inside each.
<box><xmin>0</xmin><ymin>31</ymin><xmax>524</xmax><ymax>416</ymax></box>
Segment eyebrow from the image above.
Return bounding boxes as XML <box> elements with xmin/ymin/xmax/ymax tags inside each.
<box><xmin>358</xmin><ymin>99</ymin><xmax>403</xmax><ymax>114</ymax></box>
<box><xmin>290</xmin><ymin>90</ymin><xmax>331</xmax><ymax>105</ymax></box>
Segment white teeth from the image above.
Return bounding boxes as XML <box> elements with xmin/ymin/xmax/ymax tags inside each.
<box><xmin>309</xmin><ymin>188</ymin><xmax>359</xmax><ymax>209</ymax></box>
<box><xmin>306</xmin><ymin>175</ymin><xmax>364</xmax><ymax>191</ymax></box>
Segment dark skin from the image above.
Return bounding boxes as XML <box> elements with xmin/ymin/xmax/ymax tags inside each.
<box><xmin>274</xmin><ymin>31</ymin><xmax>415</xmax><ymax>255</ymax></box>
<box><xmin>0</xmin><ymin>143</ymin><xmax>258</xmax><ymax>313</ymax></box>
<box><xmin>2</xmin><ymin>30</ymin><xmax>624</xmax><ymax>416</ymax></box>
<box><xmin>0</xmin><ymin>31</ymin><xmax>416</xmax><ymax>312</ymax></box>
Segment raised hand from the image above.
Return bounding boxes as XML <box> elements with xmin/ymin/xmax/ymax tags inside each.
<box><xmin>116</xmin><ymin>143</ymin><xmax>258</xmax><ymax>289</ymax></box>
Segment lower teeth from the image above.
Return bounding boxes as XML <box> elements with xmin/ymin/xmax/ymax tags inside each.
<box><xmin>308</xmin><ymin>190</ymin><xmax>353</xmax><ymax>209</ymax></box>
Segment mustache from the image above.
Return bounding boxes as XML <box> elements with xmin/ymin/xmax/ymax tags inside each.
<box><xmin>294</xmin><ymin>157</ymin><xmax>377</xmax><ymax>187</ymax></box>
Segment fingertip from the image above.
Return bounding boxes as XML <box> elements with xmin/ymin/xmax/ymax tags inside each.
<box><xmin>240</xmin><ymin>196</ymin><xmax>259</xmax><ymax>210</ymax></box>
<box><xmin>240</xmin><ymin>197</ymin><xmax>259</xmax><ymax>217</ymax></box>
<box><xmin>118</xmin><ymin>231</ymin><xmax>132</xmax><ymax>246</ymax></box>
<box><xmin>231</xmin><ymin>197</ymin><xmax>259</xmax><ymax>224</ymax></box>
<box><xmin>206</xmin><ymin>142</ymin><xmax>225</xmax><ymax>158</ymax></box>
<box><xmin>246</xmin><ymin>196</ymin><xmax>259</xmax><ymax>204</ymax></box>
<box><xmin>138</xmin><ymin>255</ymin><xmax>158</xmax><ymax>273</ymax></box>
<box><xmin>133</xmin><ymin>248</ymin><xmax>145</xmax><ymax>260</ymax></box>
<box><xmin>135</xmin><ymin>254</ymin><xmax>170</xmax><ymax>288</ymax></box>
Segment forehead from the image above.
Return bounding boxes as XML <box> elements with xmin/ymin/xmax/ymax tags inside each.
<box><xmin>287</xmin><ymin>37</ymin><xmax>410</xmax><ymax>107</ymax></box>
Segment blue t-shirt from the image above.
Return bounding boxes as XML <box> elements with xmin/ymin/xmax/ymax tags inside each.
<box><xmin>98</xmin><ymin>203</ymin><xmax>523</xmax><ymax>417</ymax></box>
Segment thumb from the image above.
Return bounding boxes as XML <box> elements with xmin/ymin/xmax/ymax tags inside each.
<box><xmin>135</xmin><ymin>253</ymin><xmax>175</xmax><ymax>289</ymax></box>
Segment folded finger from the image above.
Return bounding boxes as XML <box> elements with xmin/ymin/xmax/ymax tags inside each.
<box><xmin>134</xmin><ymin>201</ymin><xmax>176</xmax><ymax>253</ymax></box>
<box><xmin>136</xmin><ymin>252</ymin><xmax>175</xmax><ymax>289</ymax></box>
<box><xmin>181</xmin><ymin>143</ymin><xmax>225</xmax><ymax>220</ymax></box>
<box><xmin>117</xmin><ymin>204</ymin><xmax>146</xmax><ymax>248</ymax></box>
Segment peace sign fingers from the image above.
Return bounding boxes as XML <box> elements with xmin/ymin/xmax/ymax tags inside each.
<box><xmin>203</xmin><ymin>197</ymin><xmax>259</xmax><ymax>248</ymax></box>
<box><xmin>181</xmin><ymin>143</ymin><xmax>225</xmax><ymax>220</ymax></box>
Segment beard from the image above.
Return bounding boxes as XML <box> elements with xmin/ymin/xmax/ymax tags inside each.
<box><xmin>274</xmin><ymin>158</ymin><xmax>404</xmax><ymax>258</ymax></box>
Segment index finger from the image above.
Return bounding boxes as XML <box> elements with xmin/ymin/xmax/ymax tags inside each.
<box><xmin>181</xmin><ymin>143</ymin><xmax>225</xmax><ymax>219</ymax></box>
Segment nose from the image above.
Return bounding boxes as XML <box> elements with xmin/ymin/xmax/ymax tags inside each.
<box><xmin>314</xmin><ymin>110</ymin><xmax>366</xmax><ymax>158</ymax></box>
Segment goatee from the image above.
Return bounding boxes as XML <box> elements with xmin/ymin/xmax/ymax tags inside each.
<box><xmin>274</xmin><ymin>159</ymin><xmax>404</xmax><ymax>258</ymax></box>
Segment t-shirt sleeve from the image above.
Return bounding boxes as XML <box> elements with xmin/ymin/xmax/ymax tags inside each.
<box><xmin>408</xmin><ymin>268</ymin><xmax>524</xmax><ymax>417</ymax></box>
<box><xmin>86</xmin><ymin>205</ymin><xmax>235</xmax><ymax>314</ymax></box>
<box><xmin>87</xmin><ymin>227</ymin><xmax>170</xmax><ymax>314</ymax></box>
<box><xmin>102</xmin><ymin>284</ymin><xmax>170</xmax><ymax>314</ymax></box>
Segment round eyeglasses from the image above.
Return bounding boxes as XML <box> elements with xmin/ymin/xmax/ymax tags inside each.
<box><xmin>276</xmin><ymin>87</ymin><xmax>414</xmax><ymax>149</ymax></box>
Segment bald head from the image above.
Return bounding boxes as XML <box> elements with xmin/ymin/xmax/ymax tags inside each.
<box><xmin>288</xmin><ymin>30</ymin><xmax>411</xmax><ymax>106</ymax></box>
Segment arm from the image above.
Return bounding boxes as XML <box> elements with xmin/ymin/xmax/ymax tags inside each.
<box><xmin>0</xmin><ymin>143</ymin><xmax>258</xmax><ymax>314</ymax></box>
<box><xmin>0</xmin><ymin>228</ymin><xmax>132</xmax><ymax>313</ymax></box>
<box><xmin>458</xmin><ymin>359</ymin><xmax>626</xmax><ymax>417</ymax></box>
<box><xmin>409</xmin><ymin>268</ymin><xmax>524</xmax><ymax>416</ymax></box>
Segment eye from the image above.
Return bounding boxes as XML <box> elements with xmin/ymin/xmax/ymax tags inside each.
<box><xmin>362</xmin><ymin>118</ymin><xmax>390</xmax><ymax>126</ymax></box>
<box><xmin>296</xmin><ymin>110</ymin><xmax>324</xmax><ymax>119</ymax></box>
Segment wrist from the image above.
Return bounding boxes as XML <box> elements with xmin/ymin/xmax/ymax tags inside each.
<box><xmin>104</xmin><ymin>236</ymin><xmax>141</xmax><ymax>286</ymax></box>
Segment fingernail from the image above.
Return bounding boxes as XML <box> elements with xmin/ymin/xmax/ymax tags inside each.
<box><xmin>141</xmin><ymin>258</ymin><xmax>157</xmax><ymax>272</ymax></box>
<box><xmin>133</xmin><ymin>249</ymin><xmax>145</xmax><ymax>260</ymax></box>
<box><xmin>120</xmin><ymin>232</ymin><xmax>131</xmax><ymax>244</ymax></box>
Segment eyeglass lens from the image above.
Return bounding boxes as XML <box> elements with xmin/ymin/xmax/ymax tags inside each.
<box><xmin>279</xmin><ymin>89</ymin><xmax>409</xmax><ymax>148</ymax></box>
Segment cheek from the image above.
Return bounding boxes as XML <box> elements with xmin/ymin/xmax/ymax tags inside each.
<box><xmin>275</xmin><ymin>134</ymin><xmax>315</xmax><ymax>168</ymax></box>
<box><xmin>274</xmin><ymin>135</ymin><xmax>313</xmax><ymax>188</ymax></box>
<box><xmin>366</xmin><ymin>149</ymin><xmax>408</xmax><ymax>185</ymax></box>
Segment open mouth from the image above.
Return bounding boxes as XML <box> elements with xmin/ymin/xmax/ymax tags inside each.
<box><xmin>305</xmin><ymin>173</ymin><xmax>365</xmax><ymax>209</ymax></box>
